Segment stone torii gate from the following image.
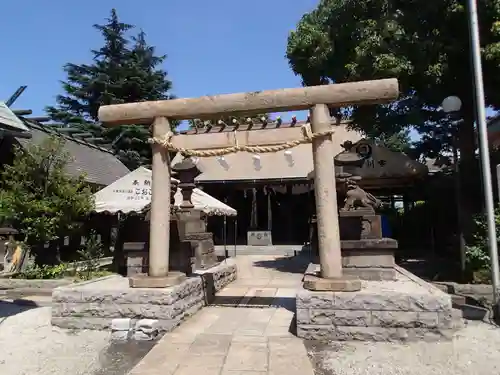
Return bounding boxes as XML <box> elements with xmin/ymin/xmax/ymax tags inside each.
<box><xmin>99</xmin><ymin>78</ymin><xmax>399</xmax><ymax>290</ymax></box>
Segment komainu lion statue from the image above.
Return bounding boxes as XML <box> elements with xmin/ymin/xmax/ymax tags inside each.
<box><xmin>342</xmin><ymin>178</ymin><xmax>382</xmax><ymax>212</ymax></box>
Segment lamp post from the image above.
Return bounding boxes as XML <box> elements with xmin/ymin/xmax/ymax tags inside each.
<box><xmin>467</xmin><ymin>0</ymin><xmax>500</xmax><ymax>303</ymax></box>
<box><xmin>442</xmin><ymin>96</ymin><xmax>466</xmax><ymax>277</ymax></box>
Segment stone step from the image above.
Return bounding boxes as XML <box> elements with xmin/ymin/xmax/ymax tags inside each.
<box><xmin>429</xmin><ymin>287</ymin><xmax>490</xmax><ymax>322</ymax></box>
<box><xmin>453</xmin><ymin>303</ymin><xmax>490</xmax><ymax>321</ymax></box>
<box><xmin>214</xmin><ymin>246</ymin><xmax>309</xmax><ymax>257</ymax></box>
<box><xmin>430</xmin><ymin>283</ymin><xmax>488</xmax><ymax>322</ymax></box>
<box><xmin>451</xmin><ymin>294</ymin><xmax>466</xmax><ymax>305</ymax></box>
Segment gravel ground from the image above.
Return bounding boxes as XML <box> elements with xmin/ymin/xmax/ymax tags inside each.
<box><xmin>305</xmin><ymin>322</ymin><xmax>500</xmax><ymax>375</ymax></box>
<box><xmin>0</xmin><ymin>303</ymin><xmax>153</xmax><ymax>375</ymax></box>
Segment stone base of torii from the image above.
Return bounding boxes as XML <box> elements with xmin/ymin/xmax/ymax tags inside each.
<box><xmin>98</xmin><ymin>78</ymin><xmax>399</xmax><ymax>291</ymax></box>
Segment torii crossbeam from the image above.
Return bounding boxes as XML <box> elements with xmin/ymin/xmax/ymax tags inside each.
<box><xmin>99</xmin><ymin>78</ymin><xmax>399</xmax><ymax>289</ymax></box>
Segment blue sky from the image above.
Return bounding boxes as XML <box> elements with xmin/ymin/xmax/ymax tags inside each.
<box><xmin>0</xmin><ymin>0</ymin><xmax>493</xmax><ymax>134</ymax></box>
<box><xmin>0</xmin><ymin>0</ymin><xmax>319</xmax><ymax>128</ymax></box>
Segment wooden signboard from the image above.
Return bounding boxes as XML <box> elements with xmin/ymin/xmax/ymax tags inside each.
<box><xmin>247</xmin><ymin>230</ymin><xmax>273</xmax><ymax>246</ymax></box>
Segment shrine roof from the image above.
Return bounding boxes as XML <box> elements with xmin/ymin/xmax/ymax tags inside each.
<box><xmin>172</xmin><ymin>122</ymin><xmax>363</xmax><ymax>182</ymax></box>
<box><xmin>14</xmin><ymin>120</ymin><xmax>130</xmax><ymax>187</ymax></box>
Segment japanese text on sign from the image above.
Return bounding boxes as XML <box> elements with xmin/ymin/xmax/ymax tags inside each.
<box><xmin>113</xmin><ymin>179</ymin><xmax>152</xmax><ymax>201</ymax></box>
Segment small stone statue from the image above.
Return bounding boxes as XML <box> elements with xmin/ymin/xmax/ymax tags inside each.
<box><xmin>342</xmin><ymin>177</ymin><xmax>382</xmax><ymax>212</ymax></box>
<box><xmin>334</xmin><ymin>140</ymin><xmax>381</xmax><ymax>212</ymax></box>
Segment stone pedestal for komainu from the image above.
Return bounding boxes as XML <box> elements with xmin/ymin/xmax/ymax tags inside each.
<box><xmin>296</xmin><ymin>266</ymin><xmax>465</xmax><ymax>342</ymax></box>
<box><xmin>341</xmin><ymin>238</ymin><xmax>398</xmax><ymax>281</ymax></box>
<box><xmin>339</xmin><ymin>210</ymin><xmax>398</xmax><ymax>281</ymax></box>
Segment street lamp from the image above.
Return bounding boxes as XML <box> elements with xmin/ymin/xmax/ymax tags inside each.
<box><xmin>442</xmin><ymin>96</ymin><xmax>462</xmax><ymax>114</ymax></box>
<box><xmin>466</xmin><ymin>0</ymin><xmax>500</xmax><ymax>304</ymax></box>
<box><xmin>442</xmin><ymin>96</ymin><xmax>466</xmax><ymax>277</ymax></box>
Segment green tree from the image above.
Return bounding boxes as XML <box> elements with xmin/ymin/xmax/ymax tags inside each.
<box><xmin>375</xmin><ymin>129</ymin><xmax>412</xmax><ymax>153</ymax></box>
<box><xmin>47</xmin><ymin>9</ymin><xmax>175</xmax><ymax>169</ymax></box>
<box><xmin>286</xmin><ymin>0</ymin><xmax>500</xmax><ymax>215</ymax></box>
<box><xmin>0</xmin><ymin>137</ymin><xmax>94</xmax><ymax>265</ymax></box>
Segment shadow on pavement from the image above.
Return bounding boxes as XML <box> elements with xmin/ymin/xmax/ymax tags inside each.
<box><xmin>252</xmin><ymin>255</ymin><xmax>311</xmax><ymax>274</ymax></box>
<box><xmin>0</xmin><ymin>300</ymin><xmax>37</xmax><ymax>319</ymax></box>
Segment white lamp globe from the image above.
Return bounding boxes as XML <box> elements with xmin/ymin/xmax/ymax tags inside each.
<box><xmin>442</xmin><ymin>96</ymin><xmax>462</xmax><ymax>113</ymax></box>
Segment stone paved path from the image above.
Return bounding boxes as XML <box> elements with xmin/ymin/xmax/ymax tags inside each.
<box><xmin>129</xmin><ymin>255</ymin><xmax>314</xmax><ymax>375</ymax></box>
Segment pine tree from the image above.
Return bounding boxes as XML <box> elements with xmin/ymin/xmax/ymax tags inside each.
<box><xmin>47</xmin><ymin>9</ymin><xmax>132</xmax><ymax>123</ymax></box>
<box><xmin>124</xmin><ymin>30</ymin><xmax>173</xmax><ymax>102</ymax></box>
<box><xmin>101</xmin><ymin>28</ymin><xmax>177</xmax><ymax>168</ymax></box>
<box><xmin>47</xmin><ymin>9</ymin><xmax>174</xmax><ymax>169</ymax></box>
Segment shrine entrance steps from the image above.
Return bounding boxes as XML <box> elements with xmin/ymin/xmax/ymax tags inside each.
<box><xmin>128</xmin><ymin>254</ymin><xmax>314</xmax><ymax>375</ymax></box>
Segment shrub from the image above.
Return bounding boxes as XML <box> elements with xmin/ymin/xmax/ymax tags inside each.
<box><xmin>0</xmin><ymin>137</ymin><xmax>94</xmax><ymax>265</ymax></box>
<box><xmin>77</xmin><ymin>230</ymin><xmax>104</xmax><ymax>280</ymax></box>
<box><xmin>17</xmin><ymin>263</ymin><xmax>68</xmax><ymax>279</ymax></box>
<box><xmin>465</xmin><ymin>209</ymin><xmax>500</xmax><ymax>283</ymax></box>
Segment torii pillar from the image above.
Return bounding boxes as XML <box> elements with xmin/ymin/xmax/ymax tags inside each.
<box><xmin>99</xmin><ymin>78</ymin><xmax>399</xmax><ymax>289</ymax></box>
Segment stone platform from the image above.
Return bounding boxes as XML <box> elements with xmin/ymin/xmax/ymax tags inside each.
<box><xmin>51</xmin><ymin>262</ymin><xmax>237</xmax><ymax>338</ymax></box>
<box><xmin>297</xmin><ymin>265</ymin><xmax>464</xmax><ymax>342</ymax></box>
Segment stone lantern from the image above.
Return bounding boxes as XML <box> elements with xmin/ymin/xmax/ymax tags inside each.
<box><xmin>171</xmin><ymin>158</ymin><xmax>218</xmax><ymax>271</ymax></box>
<box><xmin>172</xmin><ymin>158</ymin><xmax>201</xmax><ymax>210</ymax></box>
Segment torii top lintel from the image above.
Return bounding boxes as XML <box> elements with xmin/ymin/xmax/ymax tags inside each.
<box><xmin>98</xmin><ymin>78</ymin><xmax>399</xmax><ymax>127</ymax></box>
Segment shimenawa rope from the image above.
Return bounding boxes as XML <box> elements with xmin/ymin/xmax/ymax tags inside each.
<box><xmin>148</xmin><ymin>124</ymin><xmax>334</xmax><ymax>157</ymax></box>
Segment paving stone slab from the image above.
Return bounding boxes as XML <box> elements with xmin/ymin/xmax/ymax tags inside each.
<box><xmin>124</xmin><ymin>255</ymin><xmax>315</xmax><ymax>375</ymax></box>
